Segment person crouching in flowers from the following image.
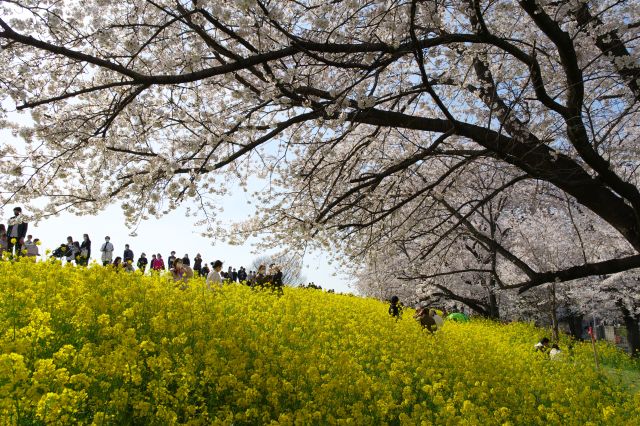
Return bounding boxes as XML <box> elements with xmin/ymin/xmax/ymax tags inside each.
<box><xmin>534</xmin><ymin>337</ymin><xmax>551</xmax><ymax>354</ymax></box>
<box><xmin>123</xmin><ymin>259</ymin><xmax>135</xmax><ymax>272</ymax></box>
<box><xmin>414</xmin><ymin>305</ymin><xmax>437</xmax><ymax>333</ymax></box>
<box><xmin>171</xmin><ymin>259</ymin><xmax>193</xmax><ymax>288</ymax></box>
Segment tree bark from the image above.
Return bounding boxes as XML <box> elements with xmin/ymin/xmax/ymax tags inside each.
<box><xmin>620</xmin><ymin>305</ymin><xmax>640</xmax><ymax>358</ymax></box>
<box><xmin>488</xmin><ymin>289</ymin><xmax>500</xmax><ymax>320</ymax></box>
<box><xmin>550</xmin><ymin>283</ymin><xmax>559</xmax><ymax>342</ymax></box>
<box><xmin>567</xmin><ymin>314</ymin><xmax>584</xmax><ymax>341</ymax></box>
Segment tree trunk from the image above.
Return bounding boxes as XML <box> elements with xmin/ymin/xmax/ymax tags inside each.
<box><xmin>488</xmin><ymin>290</ymin><xmax>500</xmax><ymax>320</ymax></box>
<box><xmin>620</xmin><ymin>306</ymin><xmax>640</xmax><ymax>358</ymax></box>
<box><xmin>567</xmin><ymin>314</ymin><xmax>584</xmax><ymax>340</ymax></box>
<box><xmin>550</xmin><ymin>283</ymin><xmax>559</xmax><ymax>341</ymax></box>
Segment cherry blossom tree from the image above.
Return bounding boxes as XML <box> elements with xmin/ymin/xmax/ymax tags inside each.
<box><xmin>1</xmin><ymin>0</ymin><xmax>639</xmax><ymax>292</ymax></box>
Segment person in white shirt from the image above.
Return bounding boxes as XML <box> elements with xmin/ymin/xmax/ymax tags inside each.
<box><xmin>206</xmin><ymin>260</ymin><xmax>224</xmax><ymax>290</ymax></box>
<box><xmin>549</xmin><ymin>344</ymin><xmax>563</xmax><ymax>360</ymax></box>
<box><xmin>100</xmin><ymin>236</ymin><xmax>114</xmax><ymax>265</ymax></box>
<box><xmin>432</xmin><ymin>311</ymin><xmax>444</xmax><ymax>329</ymax></box>
<box><xmin>25</xmin><ymin>237</ymin><xmax>39</xmax><ymax>258</ymax></box>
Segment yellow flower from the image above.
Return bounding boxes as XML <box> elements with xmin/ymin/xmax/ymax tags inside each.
<box><xmin>0</xmin><ymin>260</ymin><xmax>635</xmax><ymax>424</ymax></box>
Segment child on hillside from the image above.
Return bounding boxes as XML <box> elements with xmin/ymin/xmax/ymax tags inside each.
<box><xmin>388</xmin><ymin>296</ymin><xmax>403</xmax><ymax>320</ymax></box>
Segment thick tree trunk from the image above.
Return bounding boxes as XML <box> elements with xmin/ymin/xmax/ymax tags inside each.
<box><xmin>488</xmin><ymin>291</ymin><xmax>500</xmax><ymax>320</ymax></box>
<box><xmin>550</xmin><ymin>283</ymin><xmax>559</xmax><ymax>341</ymax></box>
<box><xmin>567</xmin><ymin>314</ymin><xmax>584</xmax><ymax>340</ymax></box>
<box><xmin>620</xmin><ymin>306</ymin><xmax>640</xmax><ymax>358</ymax></box>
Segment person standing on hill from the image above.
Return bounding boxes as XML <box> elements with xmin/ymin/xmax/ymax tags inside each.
<box><xmin>79</xmin><ymin>234</ymin><xmax>91</xmax><ymax>266</ymax></box>
<box><xmin>137</xmin><ymin>253</ymin><xmax>148</xmax><ymax>273</ymax></box>
<box><xmin>65</xmin><ymin>237</ymin><xmax>77</xmax><ymax>263</ymax></box>
<box><xmin>7</xmin><ymin>207</ymin><xmax>28</xmax><ymax>256</ymax></box>
<box><xmin>100</xmin><ymin>236</ymin><xmax>114</xmax><ymax>265</ymax></box>
<box><xmin>150</xmin><ymin>254</ymin><xmax>158</xmax><ymax>270</ymax></box>
<box><xmin>237</xmin><ymin>266</ymin><xmax>247</xmax><ymax>282</ymax></box>
<box><xmin>388</xmin><ymin>296</ymin><xmax>403</xmax><ymax>320</ymax></box>
<box><xmin>206</xmin><ymin>260</ymin><xmax>223</xmax><ymax>289</ymax></box>
<box><xmin>0</xmin><ymin>224</ymin><xmax>7</xmax><ymax>256</ymax></box>
<box><xmin>168</xmin><ymin>251</ymin><xmax>176</xmax><ymax>269</ymax></box>
<box><xmin>155</xmin><ymin>253</ymin><xmax>165</xmax><ymax>270</ymax></box>
<box><xmin>193</xmin><ymin>253</ymin><xmax>202</xmax><ymax>276</ymax></box>
<box><xmin>201</xmin><ymin>262</ymin><xmax>210</xmax><ymax>278</ymax></box>
<box><xmin>0</xmin><ymin>233</ymin><xmax>7</xmax><ymax>256</ymax></box>
<box><xmin>27</xmin><ymin>238</ymin><xmax>40</xmax><ymax>257</ymax></box>
<box><xmin>123</xmin><ymin>244</ymin><xmax>134</xmax><ymax>263</ymax></box>
<box><xmin>270</xmin><ymin>265</ymin><xmax>284</xmax><ymax>294</ymax></box>
<box><xmin>182</xmin><ymin>253</ymin><xmax>190</xmax><ymax>266</ymax></box>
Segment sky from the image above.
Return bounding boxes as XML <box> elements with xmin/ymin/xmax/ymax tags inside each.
<box><xmin>0</xmin><ymin>129</ymin><xmax>355</xmax><ymax>294</ymax></box>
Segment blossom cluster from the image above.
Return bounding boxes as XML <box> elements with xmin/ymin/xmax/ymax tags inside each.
<box><xmin>0</xmin><ymin>259</ymin><xmax>638</xmax><ymax>424</ymax></box>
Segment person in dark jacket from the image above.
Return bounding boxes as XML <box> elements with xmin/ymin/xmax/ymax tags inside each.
<box><xmin>270</xmin><ymin>265</ymin><xmax>284</xmax><ymax>295</ymax></box>
<box><xmin>237</xmin><ymin>266</ymin><xmax>247</xmax><ymax>282</ymax></box>
<box><xmin>137</xmin><ymin>253</ymin><xmax>148</xmax><ymax>273</ymax></box>
<box><xmin>168</xmin><ymin>251</ymin><xmax>176</xmax><ymax>269</ymax></box>
<box><xmin>388</xmin><ymin>296</ymin><xmax>403</xmax><ymax>320</ymax></box>
<box><xmin>182</xmin><ymin>254</ymin><xmax>190</xmax><ymax>266</ymax></box>
<box><xmin>79</xmin><ymin>234</ymin><xmax>91</xmax><ymax>266</ymax></box>
<box><xmin>193</xmin><ymin>253</ymin><xmax>202</xmax><ymax>276</ymax></box>
<box><xmin>123</xmin><ymin>244</ymin><xmax>134</xmax><ymax>264</ymax></box>
<box><xmin>201</xmin><ymin>263</ymin><xmax>210</xmax><ymax>278</ymax></box>
<box><xmin>7</xmin><ymin>207</ymin><xmax>28</xmax><ymax>256</ymax></box>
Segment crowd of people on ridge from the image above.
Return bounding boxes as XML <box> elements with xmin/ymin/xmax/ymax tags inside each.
<box><xmin>1</xmin><ymin>206</ymin><xmax>284</xmax><ymax>291</ymax></box>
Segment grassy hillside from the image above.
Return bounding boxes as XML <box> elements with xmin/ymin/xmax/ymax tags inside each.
<box><xmin>0</xmin><ymin>259</ymin><xmax>638</xmax><ymax>425</ymax></box>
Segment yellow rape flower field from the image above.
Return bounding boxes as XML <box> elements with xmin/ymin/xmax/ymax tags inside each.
<box><xmin>1</xmin><ymin>259</ymin><xmax>638</xmax><ymax>425</ymax></box>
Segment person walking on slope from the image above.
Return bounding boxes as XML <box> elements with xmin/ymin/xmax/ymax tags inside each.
<box><xmin>100</xmin><ymin>236</ymin><xmax>114</xmax><ymax>265</ymax></box>
<box><xmin>388</xmin><ymin>296</ymin><xmax>403</xmax><ymax>320</ymax></box>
